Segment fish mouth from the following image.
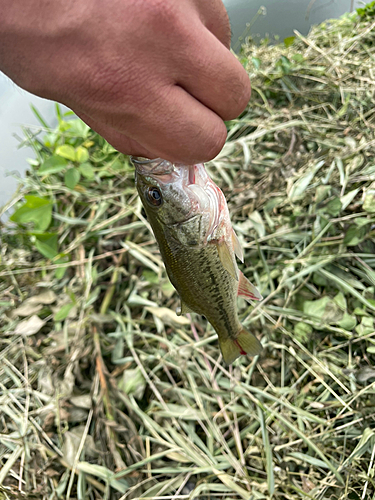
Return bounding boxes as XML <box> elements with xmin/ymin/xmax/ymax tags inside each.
<box><xmin>132</xmin><ymin>156</ymin><xmax>205</xmax><ymax>187</ymax></box>
<box><xmin>131</xmin><ymin>157</ymin><xmax>175</xmax><ymax>177</ymax></box>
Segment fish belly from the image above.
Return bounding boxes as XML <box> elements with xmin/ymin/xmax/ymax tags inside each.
<box><xmin>161</xmin><ymin>240</ymin><xmax>241</xmax><ymax>339</ymax></box>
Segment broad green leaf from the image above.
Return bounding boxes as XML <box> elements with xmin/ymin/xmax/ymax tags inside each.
<box><xmin>252</xmin><ymin>57</ymin><xmax>261</xmax><ymax>69</ymax></box>
<box><xmin>66</xmin><ymin>119</ymin><xmax>90</xmax><ymax>138</ymax></box>
<box><xmin>355</xmin><ymin>316</ymin><xmax>374</xmax><ymax>336</ymax></box>
<box><xmin>344</xmin><ymin>225</ymin><xmax>368</xmax><ymax>246</ymax></box>
<box><xmin>10</xmin><ymin>195</ymin><xmax>52</xmax><ymax>231</ymax></box>
<box><xmin>78</xmin><ymin>162</ymin><xmax>95</xmax><ymax>179</ymax></box>
<box><xmin>56</xmin><ymin>144</ymin><xmax>76</xmax><ymax>161</ymax></box>
<box><xmin>37</xmin><ymin>155</ymin><xmax>68</xmax><ymax>175</ymax></box>
<box><xmin>318</xmin><ymin>268</ymin><xmax>375</xmax><ymax>311</ymax></box>
<box><xmin>118</xmin><ymin>368</ymin><xmax>146</xmax><ymax>399</ymax></box>
<box><xmin>303</xmin><ymin>296</ymin><xmax>343</xmax><ymax>323</ymax></box>
<box><xmin>292</xmin><ymin>53</ymin><xmax>304</xmax><ymax>62</ymax></box>
<box><xmin>341</xmin><ymin>188</ymin><xmax>359</xmax><ymax>210</ymax></box>
<box><xmin>363</xmin><ymin>189</ymin><xmax>375</xmax><ymax>213</ymax></box>
<box><xmin>294</xmin><ymin>322</ymin><xmax>313</xmax><ymax>342</ymax></box>
<box><xmin>54</xmin><ymin>257</ymin><xmax>70</xmax><ymax>280</ymax></box>
<box><xmin>75</xmin><ymin>146</ymin><xmax>89</xmax><ymax>163</ymax></box>
<box><xmin>334</xmin><ymin>292</ymin><xmax>347</xmax><ymax>311</ymax></box>
<box><xmin>284</xmin><ymin>36</ymin><xmax>295</xmax><ymax>47</ymax></box>
<box><xmin>337</xmin><ymin>313</ymin><xmax>356</xmax><ymax>330</ymax></box>
<box><xmin>323</xmin><ymin>197</ymin><xmax>342</xmax><ymax>216</ymax></box>
<box><xmin>64</xmin><ymin>168</ymin><xmax>81</xmax><ymax>189</ymax></box>
<box><xmin>34</xmin><ymin>233</ymin><xmax>58</xmax><ymax>259</ymax></box>
<box><xmin>315</xmin><ymin>184</ymin><xmax>331</xmax><ymax>203</ymax></box>
<box><xmin>54</xmin><ymin>302</ymin><xmax>75</xmax><ymax>322</ymax></box>
<box><xmin>288</xmin><ymin>160</ymin><xmax>324</xmax><ymax>200</ymax></box>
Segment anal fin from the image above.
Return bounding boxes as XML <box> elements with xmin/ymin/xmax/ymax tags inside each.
<box><xmin>238</xmin><ymin>271</ymin><xmax>262</xmax><ymax>301</ymax></box>
<box><xmin>217</xmin><ymin>241</ymin><xmax>239</xmax><ymax>280</ymax></box>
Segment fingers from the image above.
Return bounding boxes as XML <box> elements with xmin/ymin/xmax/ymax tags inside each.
<box><xmin>190</xmin><ymin>0</ymin><xmax>232</xmax><ymax>48</ymax></box>
<box><xmin>164</xmin><ymin>2</ymin><xmax>250</xmax><ymax>122</ymax></box>
<box><xmin>132</xmin><ymin>84</ymin><xmax>228</xmax><ymax>163</ymax></box>
<box><xmin>174</xmin><ymin>25</ymin><xmax>251</xmax><ymax>121</ymax></box>
<box><xmin>75</xmin><ymin>82</ymin><xmax>228</xmax><ymax>164</ymax></box>
<box><xmin>76</xmin><ymin>111</ymin><xmax>157</xmax><ymax>160</ymax></box>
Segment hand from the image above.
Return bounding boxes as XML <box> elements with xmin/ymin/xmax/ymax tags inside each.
<box><xmin>0</xmin><ymin>0</ymin><xmax>251</xmax><ymax>164</ymax></box>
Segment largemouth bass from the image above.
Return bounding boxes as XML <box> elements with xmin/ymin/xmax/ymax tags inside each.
<box><xmin>133</xmin><ymin>157</ymin><xmax>262</xmax><ymax>364</ymax></box>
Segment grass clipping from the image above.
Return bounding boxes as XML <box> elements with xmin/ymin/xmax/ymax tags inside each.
<box><xmin>1</xmin><ymin>11</ymin><xmax>375</xmax><ymax>500</ymax></box>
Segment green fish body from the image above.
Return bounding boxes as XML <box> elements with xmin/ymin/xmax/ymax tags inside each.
<box><xmin>133</xmin><ymin>157</ymin><xmax>262</xmax><ymax>364</ymax></box>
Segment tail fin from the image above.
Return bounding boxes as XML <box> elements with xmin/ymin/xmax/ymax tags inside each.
<box><xmin>219</xmin><ymin>327</ymin><xmax>262</xmax><ymax>365</ymax></box>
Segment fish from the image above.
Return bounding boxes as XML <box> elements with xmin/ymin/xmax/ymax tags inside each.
<box><xmin>132</xmin><ymin>157</ymin><xmax>263</xmax><ymax>364</ymax></box>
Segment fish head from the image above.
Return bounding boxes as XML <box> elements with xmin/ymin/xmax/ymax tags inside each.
<box><xmin>133</xmin><ymin>157</ymin><xmax>215</xmax><ymax>229</ymax></box>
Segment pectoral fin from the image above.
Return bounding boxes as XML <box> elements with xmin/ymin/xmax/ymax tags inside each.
<box><xmin>238</xmin><ymin>271</ymin><xmax>262</xmax><ymax>301</ymax></box>
<box><xmin>217</xmin><ymin>241</ymin><xmax>239</xmax><ymax>280</ymax></box>
<box><xmin>231</xmin><ymin>228</ymin><xmax>244</xmax><ymax>262</ymax></box>
<box><xmin>176</xmin><ymin>300</ymin><xmax>194</xmax><ymax>316</ymax></box>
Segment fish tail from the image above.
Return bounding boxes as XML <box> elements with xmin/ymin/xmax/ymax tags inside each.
<box><xmin>219</xmin><ymin>327</ymin><xmax>262</xmax><ymax>365</ymax></box>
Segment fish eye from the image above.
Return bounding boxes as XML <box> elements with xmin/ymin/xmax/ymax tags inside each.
<box><xmin>146</xmin><ymin>187</ymin><xmax>163</xmax><ymax>207</ymax></box>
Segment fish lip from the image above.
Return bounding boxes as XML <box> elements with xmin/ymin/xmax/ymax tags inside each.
<box><xmin>131</xmin><ymin>156</ymin><xmax>175</xmax><ymax>176</ymax></box>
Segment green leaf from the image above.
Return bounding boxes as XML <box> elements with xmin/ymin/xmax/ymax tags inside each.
<box><xmin>10</xmin><ymin>195</ymin><xmax>52</xmax><ymax>231</ymax></box>
<box><xmin>303</xmin><ymin>296</ymin><xmax>343</xmax><ymax>323</ymax></box>
<box><xmin>337</xmin><ymin>313</ymin><xmax>356</xmax><ymax>330</ymax></box>
<box><xmin>288</xmin><ymin>161</ymin><xmax>324</xmax><ymax>200</ymax></box>
<box><xmin>334</xmin><ymin>292</ymin><xmax>347</xmax><ymax>311</ymax></box>
<box><xmin>66</xmin><ymin>119</ymin><xmax>90</xmax><ymax>138</ymax></box>
<box><xmin>294</xmin><ymin>322</ymin><xmax>313</xmax><ymax>342</ymax></box>
<box><xmin>341</xmin><ymin>188</ymin><xmax>359</xmax><ymax>210</ymax></box>
<box><xmin>37</xmin><ymin>155</ymin><xmax>68</xmax><ymax>175</ymax></box>
<box><xmin>75</xmin><ymin>146</ymin><xmax>89</xmax><ymax>163</ymax></box>
<box><xmin>56</xmin><ymin>144</ymin><xmax>76</xmax><ymax>161</ymax></box>
<box><xmin>64</xmin><ymin>168</ymin><xmax>81</xmax><ymax>189</ymax></box>
<box><xmin>34</xmin><ymin>233</ymin><xmax>58</xmax><ymax>259</ymax></box>
<box><xmin>252</xmin><ymin>57</ymin><xmax>261</xmax><ymax>69</ymax></box>
<box><xmin>363</xmin><ymin>189</ymin><xmax>375</xmax><ymax>213</ymax></box>
<box><xmin>292</xmin><ymin>53</ymin><xmax>304</xmax><ymax>62</ymax></box>
<box><xmin>323</xmin><ymin>197</ymin><xmax>342</xmax><ymax>216</ymax></box>
<box><xmin>119</xmin><ymin>368</ymin><xmax>146</xmax><ymax>399</ymax></box>
<box><xmin>78</xmin><ymin>162</ymin><xmax>95</xmax><ymax>179</ymax></box>
<box><xmin>54</xmin><ymin>302</ymin><xmax>75</xmax><ymax>322</ymax></box>
<box><xmin>315</xmin><ymin>185</ymin><xmax>331</xmax><ymax>203</ymax></box>
<box><xmin>284</xmin><ymin>36</ymin><xmax>295</xmax><ymax>47</ymax></box>
<box><xmin>344</xmin><ymin>225</ymin><xmax>368</xmax><ymax>246</ymax></box>
<box><xmin>54</xmin><ymin>257</ymin><xmax>70</xmax><ymax>280</ymax></box>
<box><xmin>355</xmin><ymin>316</ymin><xmax>374</xmax><ymax>336</ymax></box>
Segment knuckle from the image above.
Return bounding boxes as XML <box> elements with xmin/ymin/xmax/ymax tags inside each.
<box><xmin>202</xmin><ymin>122</ymin><xmax>227</xmax><ymax>161</ymax></box>
<box><xmin>142</xmin><ymin>0</ymin><xmax>179</xmax><ymax>28</ymax></box>
<box><xmin>226</xmin><ymin>75</ymin><xmax>251</xmax><ymax>118</ymax></box>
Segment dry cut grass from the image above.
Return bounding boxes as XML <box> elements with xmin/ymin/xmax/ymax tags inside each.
<box><xmin>1</xmin><ymin>9</ymin><xmax>375</xmax><ymax>500</ymax></box>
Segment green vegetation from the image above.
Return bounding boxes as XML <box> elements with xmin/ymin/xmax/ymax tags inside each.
<box><xmin>1</xmin><ymin>10</ymin><xmax>375</xmax><ymax>500</ymax></box>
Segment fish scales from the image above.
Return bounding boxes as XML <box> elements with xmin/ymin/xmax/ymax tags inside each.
<box><xmin>158</xmin><ymin>233</ymin><xmax>240</xmax><ymax>340</ymax></box>
<box><xmin>133</xmin><ymin>157</ymin><xmax>263</xmax><ymax>364</ymax></box>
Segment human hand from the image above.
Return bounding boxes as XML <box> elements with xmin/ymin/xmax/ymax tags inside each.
<box><xmin>1</xmin><ymin>0</ymin><xmax>251</xmax><ymax>164</ymax></box>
